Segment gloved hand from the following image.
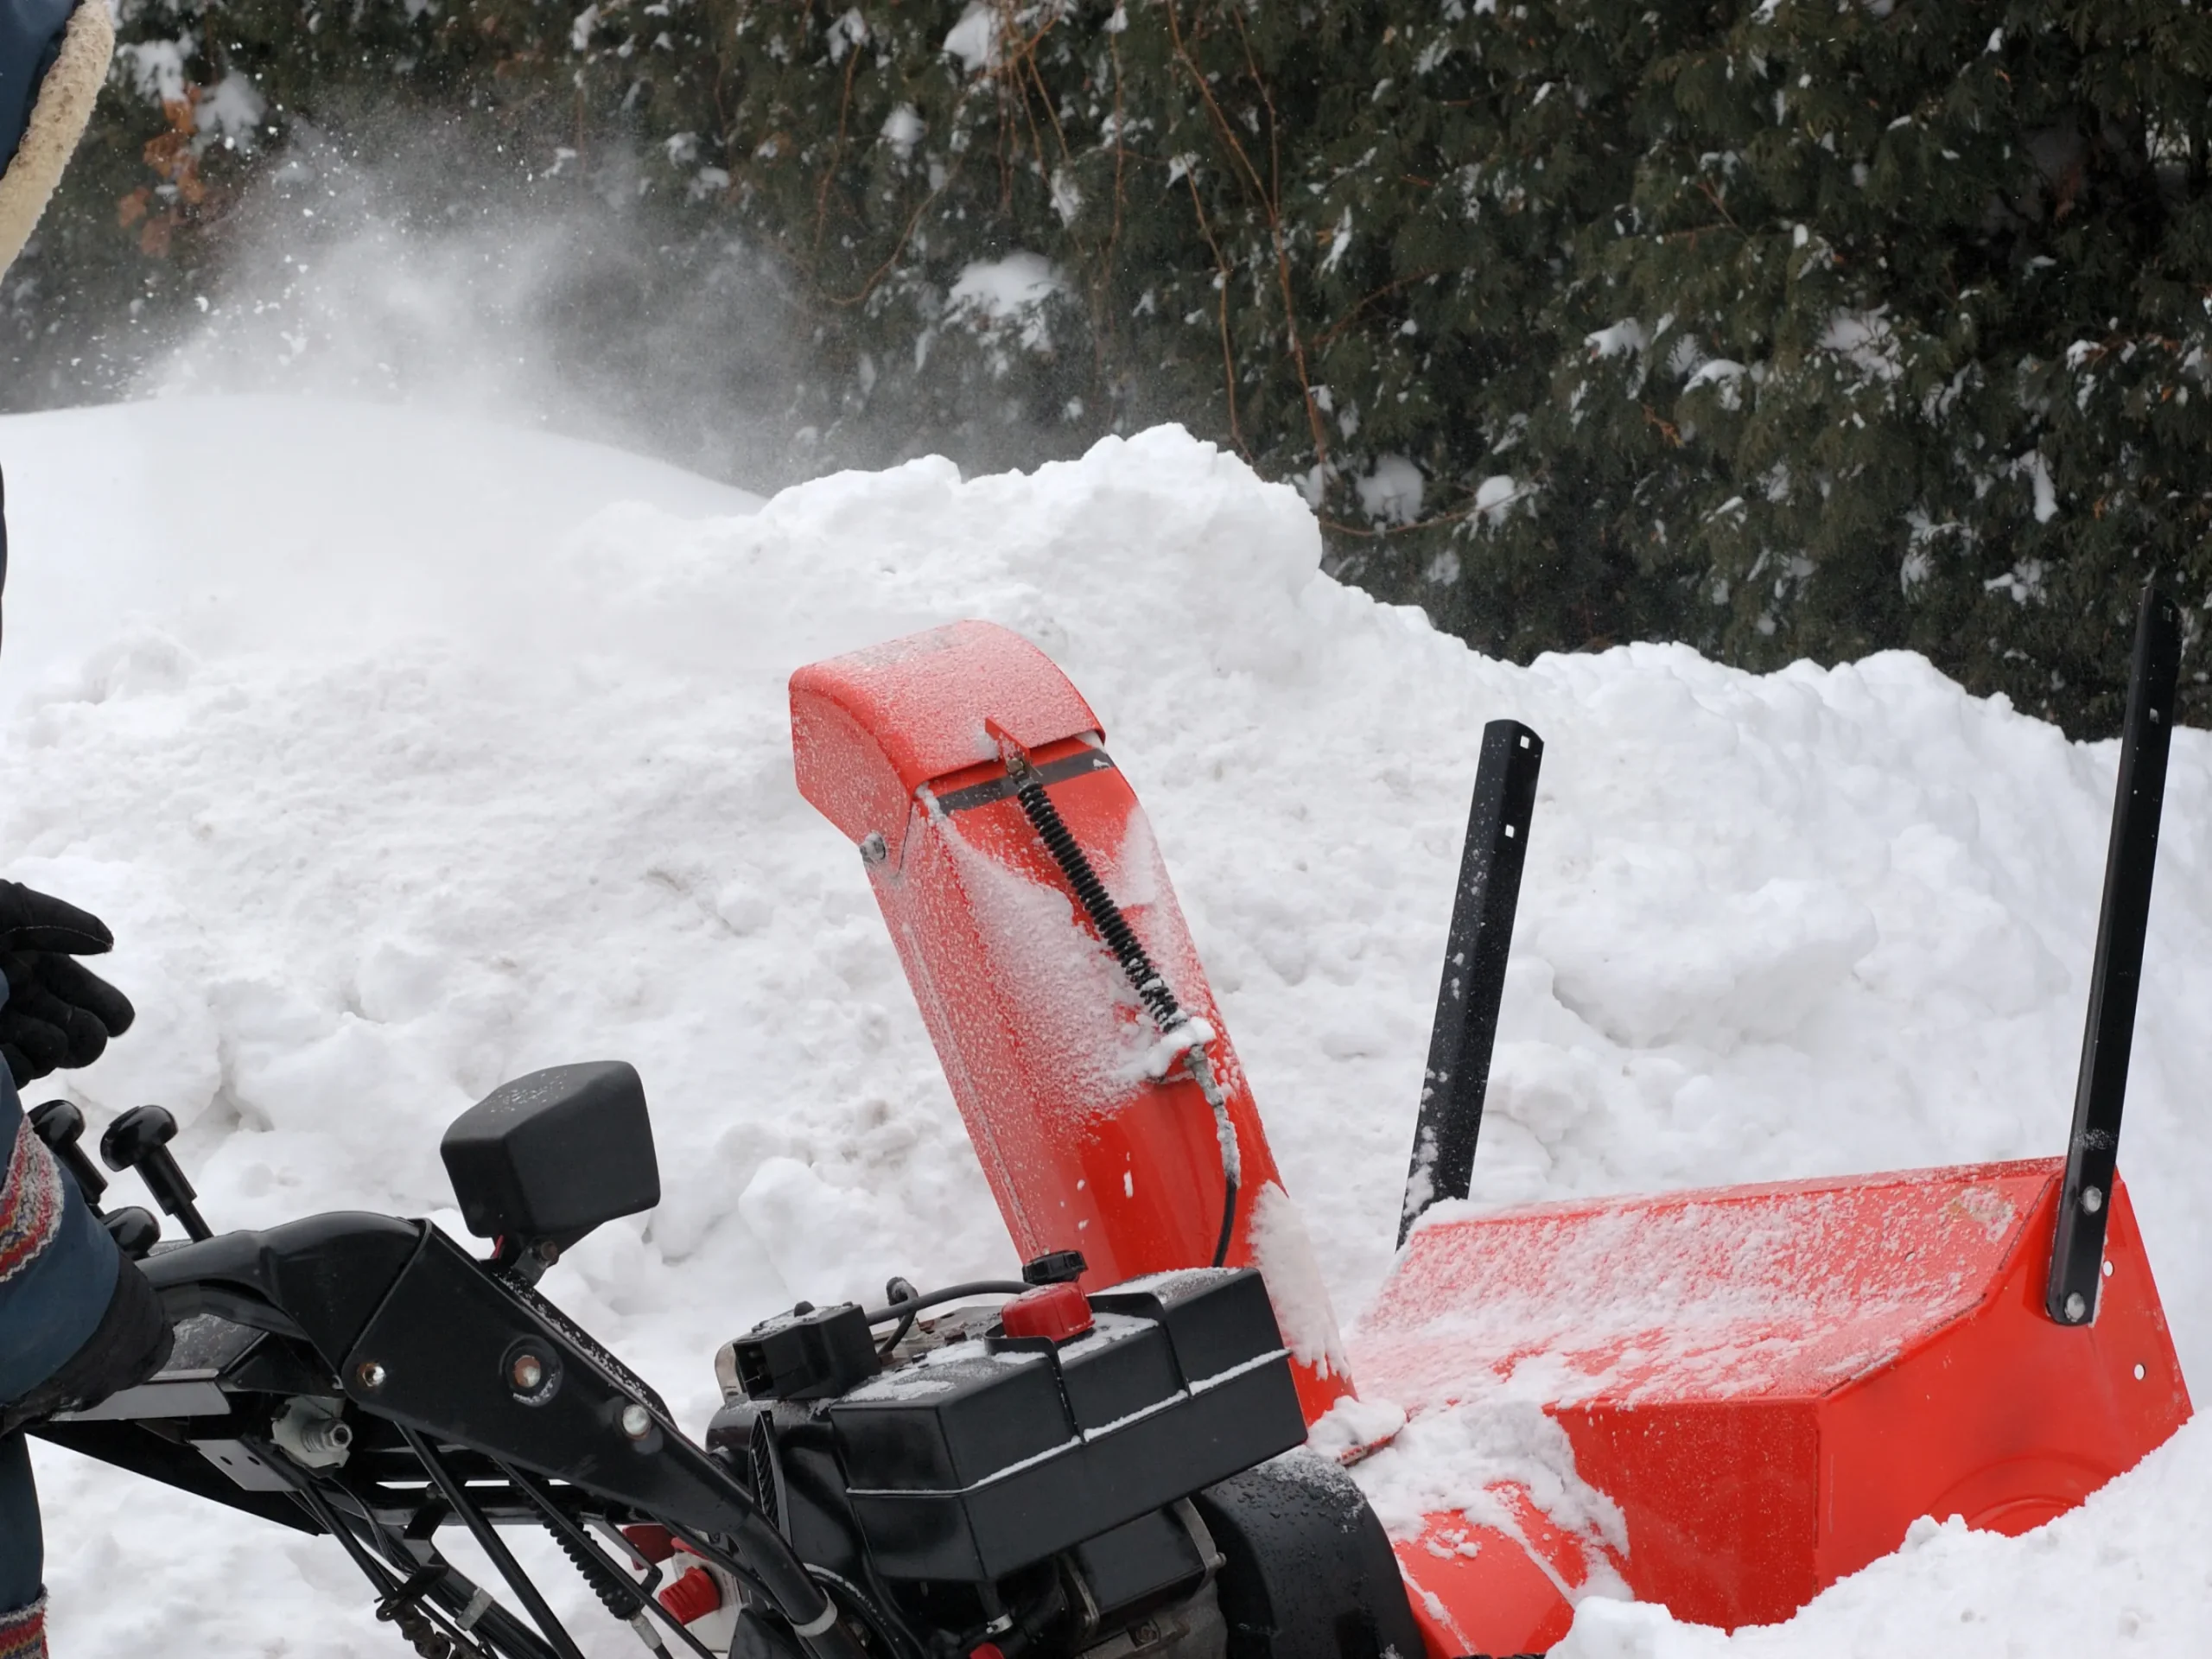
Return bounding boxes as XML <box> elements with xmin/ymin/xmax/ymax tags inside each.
<box><xmin>0</xmin><ymin>1249</ymin><xmax>171</xmax><ymax>1436</ymax></box>
<box><xmin>0</xmin><ymin>881</ymin><xmax>133</xmax><ymax>1084</ymax></box>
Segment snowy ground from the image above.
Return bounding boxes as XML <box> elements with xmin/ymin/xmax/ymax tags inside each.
<box><xmin>8</xmin><ymin>394</ymin><xmax>2211</xmax><ymax>1656</ymax></box>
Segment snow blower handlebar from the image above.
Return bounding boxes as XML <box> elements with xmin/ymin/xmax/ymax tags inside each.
<box><xmin>2049</xmin><ymin>579</ymin><xmax>2183</xmax><ymax>1326</ymax></box>
<box><xmin>1399</xmin><ymin>718</ymin><xmax>1543</xmax><ymax>1245</ymax></box>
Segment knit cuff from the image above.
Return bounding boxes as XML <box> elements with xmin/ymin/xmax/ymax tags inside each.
<box><xmin>0</xmin><ymin>1118</ymin><xmax>63</xmax><ymax>1289</ymax></box>
<box><xmin>0</xmin><ymin>2</ymin><xmax>113</xmax><ymax>278</ymax></box>
<box><xmin>0</xmin><ymin>1592</ymin><xmax>47</xmax><ymax>1659</ymax></box>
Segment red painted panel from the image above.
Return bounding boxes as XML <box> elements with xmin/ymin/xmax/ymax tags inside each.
<box><xmin>1356</xmin><ymin>1162</ymin><xmax>2191</xmax><ymax>1639</ymax></box>
<box><xmin>1562</xmin><ymin>1399</ymin><xmax>1821</xmax><ymax>1629</ymax></box>
<box><xmin>1393</xmin><ymin>1499</ymin><xmax>1582</xmax><ymax>1659</ymax></box>
<box><xmin>791</xmin><ymin>622</ymin><xmax>1354</xmax><ymax>1418</ymax></box>
<box><xmin>1358</xmin><ymin>1161</ymin><xmax>2060</xmax><ymax>1409</ymax></box>
<box><xmin>1816</xmin><ymin>1171</ymin><xmax>2190</xmax><ymax>1587</ymax></box>
<box><xmin>791</xmin><ymin>620</ymin><xmax>1100</xmax><ymax>861</ymax></box>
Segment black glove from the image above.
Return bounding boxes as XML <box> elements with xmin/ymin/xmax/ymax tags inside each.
<box><xmin>0</xmin><ymin>882</ymin><xmax>134</xmax><ymax>1085</ymax></box>
<box><xmin>1</xmin><ymin>1250</ymin><xmax>173</xmax><ymax>1435</ymax></box>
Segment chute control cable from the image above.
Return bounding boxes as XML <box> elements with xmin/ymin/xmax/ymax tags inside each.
<box><xmin>1001</xmin><ymin>742</ymin><xmax>1240</xmax><ymax>1267</ymax></box>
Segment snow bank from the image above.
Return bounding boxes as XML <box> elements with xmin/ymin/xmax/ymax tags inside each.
<box><xmin>5</xmin><ymin>395</ymin><xmax>2210</xmax><ymax>1655</ymax></box>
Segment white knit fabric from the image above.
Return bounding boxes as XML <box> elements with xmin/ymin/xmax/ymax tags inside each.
<box><xmin>0</xmin><ymin>1118</ymin><xmax>61</xmax><ymax>1289</ymax></box>
<box><xmin>0</xmin><ymin>1</ymin><xmax>113</xmax><ymax>278</ymax></box>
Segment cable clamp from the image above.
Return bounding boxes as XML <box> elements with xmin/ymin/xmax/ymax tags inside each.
<box><xmin>790</xmin><ymin>1598</ymin><xmax>842</xmax><ymax>1637</ymax></box>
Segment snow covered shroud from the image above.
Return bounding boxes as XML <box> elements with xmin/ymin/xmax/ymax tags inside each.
<box><xmin>1360</xmin><ymin>1160</ymin><xmax>2187</xmax><ymax>1652</ymax></box>
<box><xmin>790</xmin><ymin>618</ymin><xmax>2191</xmax><ymax>1659</ymax></box>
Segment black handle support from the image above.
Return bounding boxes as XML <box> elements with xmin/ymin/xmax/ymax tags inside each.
<box><xmin>2047</xmin><ymin>581</ymin><xmax>2182</xmax><ymax>1325</ymax></box>
<box><xmin>1400</xmin><ymin>719</ymin><xmax>1543</xmax><ymax>1246</ymax></box>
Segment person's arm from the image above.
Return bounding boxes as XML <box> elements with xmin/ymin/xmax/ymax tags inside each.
<box><xmin>0</xmin><ymin>0</ymin><xmax>112</xmax><ymax>278</ymax></box>
<box><xmin>0</xmin><ymin>1073</ymin><xmax>117</xmax><ymax>1409</ymax></box>
<box><xmin>0</xmin><ymin>878</ymin><xmax>162</xmax><ymax>1428</ymax></box>
<box><xmin>0</xmin><ymin>15</ymin><xmax>142</xmax><ymax>1654</ymax></box>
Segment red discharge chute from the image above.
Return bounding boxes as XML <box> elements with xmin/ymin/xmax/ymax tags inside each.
<box><xmin>790</xmin><ymin>620</ymin><xmax>1354</xmax><ymax>1421</ymax></box>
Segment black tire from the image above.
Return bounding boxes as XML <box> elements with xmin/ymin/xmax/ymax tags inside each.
<box><xmin>1192</xmin><ymin>1452</ymin><xmax>1425</xmax><ymax>1659</ymax></box>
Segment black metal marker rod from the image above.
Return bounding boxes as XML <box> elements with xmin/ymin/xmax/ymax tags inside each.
<box><xmin>279</xmin><ymin>1456</ymin><xmax>563</xmax><ymax>1659</ymax></box>
<box><xmin>1399</xmin><ymin>719</ymin><xmax>1543</xmax><ymax>1246</ymax></box>
<box><xmin>401</xmin><ymin>1426</ymin><xmax>592</xmax><ymax>1659</ymax></box>
<box><xmin>2047</xmin><ymin>580</ymin><xmax>2183</xmax><ymax>1325</ymax></box>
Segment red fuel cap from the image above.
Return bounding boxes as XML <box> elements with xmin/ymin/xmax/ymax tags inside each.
<box><xmin>1000</xmin><ymin>1281</ymin><xmax>1095</xmax><ymax>1342</ymax></box>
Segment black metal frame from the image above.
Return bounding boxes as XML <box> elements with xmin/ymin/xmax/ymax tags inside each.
<box><xmin>1399</xmin><ymin>717</ymin><xmax>1543</xmax><ymax>1245</ymax></box>
<box><xmin>34</xmin><ymin>1212</ymin><xmax>863</xmax><ymax>1659</ymax></box>
<box><xmin>29</xmin><ymin>1035</ymin><xmax>1392</xmax><ymax>1659</ymax></box>
<box><xmin>2047</xmin><ymin>581</ymin><xmax>2183</xmax><ymax>1325</ymax></box>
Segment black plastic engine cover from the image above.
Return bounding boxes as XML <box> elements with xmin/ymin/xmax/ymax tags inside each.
<box><xmin>829</xmin><ymin>1268</ymin><xmax>1305</xmax><ymax>1582</ymax></box>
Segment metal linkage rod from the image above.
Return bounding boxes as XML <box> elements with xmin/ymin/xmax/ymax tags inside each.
<box><xmin>496</xmin><ymin>1459</ymin><xmax>716</xmax><ymax>1659</ymax></box>
<box><xmin>1400</xmin><ymin>720</ymin><xmax>1543</xmax><ymax>1246</ymax></box>
<box><xmin>402</xmin><ymin>1427</ymin><xmax>591</xmax><ymax>1659</ymax></box>
<box><xmin>276</xmin><ymin>1452</ymin><xmax>557</xmax><ymax>1659</ymax></box>
<box><xmin>2048</xmin><ymin>580</ymin><xmax>2183</xmax><ymax>1325</ymax></box>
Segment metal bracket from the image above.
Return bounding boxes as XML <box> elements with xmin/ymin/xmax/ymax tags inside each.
<box><xmin>1400</xmin><ymin>719</ymin><xmax>1543</xmax><ymax>1245</ymax></box>
<box><xmin>2047</xmin><ymin>581</ymin><xmax>2183</xmax><ymax>1325</ymax></box>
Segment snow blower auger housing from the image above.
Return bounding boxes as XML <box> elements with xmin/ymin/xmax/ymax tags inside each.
<box><xmin>1357</xmin><ymin>581</ymin><xmax>2193</xmax><ymax>1651</ymax></box>
<box><xmin>791</xmin><ymin>586</ymin><xmax>2193</xmax><ymax>1659</ymax></box>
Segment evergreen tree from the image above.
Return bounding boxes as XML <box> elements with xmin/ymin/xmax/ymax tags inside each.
<box><xmin>8</xmin><ymin>0</ymin><xmax>2211</xmax><ymax>734</ymax></box>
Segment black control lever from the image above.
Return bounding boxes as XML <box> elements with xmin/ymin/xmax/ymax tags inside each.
<box><xmin>27</xmin><ymin>1100</ymin><xmax>108</xmax><ymax>1213</ymax></box>
<box><xmin>99</xmin><ymin>1105</ymin><xmax>211</xmax><ymax>1242</ymax></box>
<box><xmin>103</xmin><ymin>1207</ymin><xmax>161</xmax><ymax>1258</ymax></box>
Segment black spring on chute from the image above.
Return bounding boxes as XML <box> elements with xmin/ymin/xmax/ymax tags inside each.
<box><xmin>1007</xmin><ymin>752</ymin><xmax>1238</xmax><ymax>1267</ymax></box>
<box><xmin>1012</xmin><ymin>774</ymin><xmax>1184</xmax><ymax>1032</ymax></box>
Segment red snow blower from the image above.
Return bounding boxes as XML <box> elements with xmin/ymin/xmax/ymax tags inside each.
<box><xmin>790</xmin><ymin>583</ymin><xmax>2191</xmax><ymax>1656</ymax></box>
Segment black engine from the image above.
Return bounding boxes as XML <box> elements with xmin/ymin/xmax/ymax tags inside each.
<box><xmin>706</xmin><ymin>1264</ymin><xmax>1420</xmax><ymax>1659</ymax></box>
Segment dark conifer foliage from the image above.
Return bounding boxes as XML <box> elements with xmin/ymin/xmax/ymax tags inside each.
<box><xmin>8</xmin><ymin>0</ymin><xmax>2211</xmax><ymax>734</ymax></box>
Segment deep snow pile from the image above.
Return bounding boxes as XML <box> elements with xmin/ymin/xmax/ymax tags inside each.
<box><xmin>6</xmin><ymin>394</ymin><xmax>2211</xmax><ymax>1656</ymax></box>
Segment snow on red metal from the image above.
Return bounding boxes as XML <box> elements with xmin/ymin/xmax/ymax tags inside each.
<box><xmin>1355</xmin><ymin>1159</ymin><xmax>2190</xmax><ymax>1642</ymax></box>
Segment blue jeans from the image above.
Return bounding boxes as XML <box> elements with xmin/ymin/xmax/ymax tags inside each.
<box><xmin>1</xmin><ymin>1059</ymin><xmax>119</xmax><ymax>1629</ymax></box>
<box><xmin>0</xmin><ymin>1433</ymin><xmax>37</xmax><ymax>1617</ymax></box>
